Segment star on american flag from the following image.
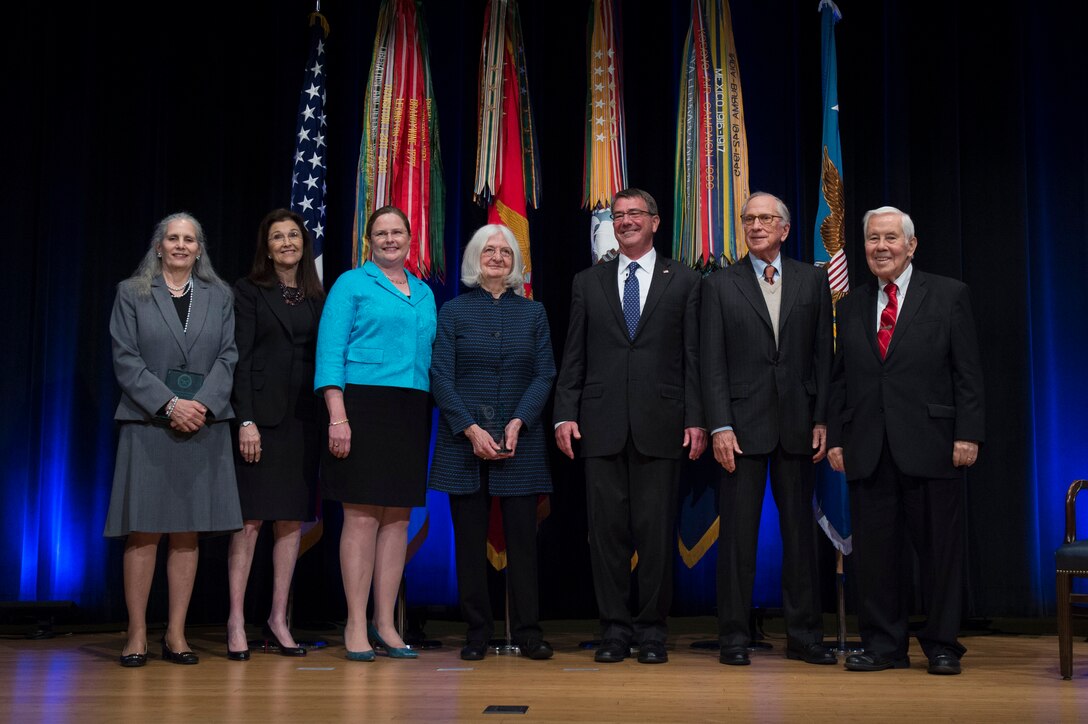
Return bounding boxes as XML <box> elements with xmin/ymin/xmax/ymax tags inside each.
<box><xmin>290</xmin><ymin>23</ymin><xmax>329</xmax><ymax>279</ymax></box>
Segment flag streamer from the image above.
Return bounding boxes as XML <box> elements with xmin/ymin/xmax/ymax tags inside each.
<box><xmin>474</xmin><ymin>0</ymin><xmax>540</xmax><ymax>298</ymax></box>
<box><xmin>813</xmin><ymin>0</ymin><xmax>852</xmax><ymax>555</ymax></box>
<box><xmin>582</xmin><ymin>0</ymin><xmax>627</xmax><ymax>264</ymax></box>
<box><xmin>354</xmin><ymin>0</ymin><xmax>445</xmax><ymax>281</ymax></box>
<box><xmin>672</xmin><ymin>0</ymin><xmax>750</xmax><ymax>272</ymax></box>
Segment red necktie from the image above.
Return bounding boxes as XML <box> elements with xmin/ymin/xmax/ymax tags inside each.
<box><xmin>878</xmin><ymin>282</ymin><xmax>898</xmax><ymax>359</ymax></box>
<box><xmin>763</xmin><ymin>265</ymin><xmax>776</xmax><ymax>285</ymax></box>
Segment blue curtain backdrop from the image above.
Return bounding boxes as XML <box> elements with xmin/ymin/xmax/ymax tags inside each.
<box><xmin>5</xmin><ymin>0</ymin><xmax>1085</xmax><ymax>626</ymax></box>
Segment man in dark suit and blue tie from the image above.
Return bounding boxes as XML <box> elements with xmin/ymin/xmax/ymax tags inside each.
<box><xmin>701</xmin><ymin>192</ymin><xmax>836</xmax><ymax>666</ymax></box>
<box><xmin>828</xmin><ymin>206</ymin><xmax>985</xmax><ymax>676</ymax></box>
<box><xmin>554</xmin><ymin>187</ymin><xmax>706</xmax><ymax>665</ymax></box>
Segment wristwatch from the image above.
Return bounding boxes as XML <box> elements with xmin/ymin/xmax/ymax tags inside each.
<box><xmin>240</xmin><ymin>420</ymin><xmax>254</xmax><ymax>427</ymax></box>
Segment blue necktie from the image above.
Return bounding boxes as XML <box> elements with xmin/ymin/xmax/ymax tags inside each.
<box><xmin>623</xmin><ymin>261</ymin><xmax>640</xmax><ymax>339</ymax></box>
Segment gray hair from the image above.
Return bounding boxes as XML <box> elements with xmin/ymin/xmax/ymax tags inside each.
<box><xmin>611</xmin><ymin>187</ymin><xmax>659</xmax><ymax>216</ymax></box>
<box><xmin>741</xmin><ymin>191</ymin><xmax>791</xmax><ymax>226</ymax></box>
<box><xmin>863</xmin><ymin>206</ymin><xmax>915</xmax><ymax>239</ymax></box>
<box><xmin>460</xmin><ymin>224</ymin><xmax>526</xmax><ymax>295</ymax></box>
<box><xmin>127</xmin><ymin>212</ymin><xmax>229</xmax><ymax>297</ymax></box>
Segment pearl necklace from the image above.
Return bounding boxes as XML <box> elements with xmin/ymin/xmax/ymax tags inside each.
<box><xmin>181</xmin><ymin>283</ymin><xmax>194</xmax><ymax>333</ymax></box>
<box><xmin>166</xmin><ymin>276</ymin><xmax>192</xmax><ymax>293</ymax></box>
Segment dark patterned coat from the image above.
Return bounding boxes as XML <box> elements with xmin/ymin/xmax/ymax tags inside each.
<box><xmin>429</xmin><ymin>287</ymin><xmax>555</xmax><ymax>496</ymax></box>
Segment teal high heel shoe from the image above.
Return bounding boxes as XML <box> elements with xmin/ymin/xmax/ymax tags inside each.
<box><xmin>346</xmin><ymin>649</ymin><xmax>376</xmax><ymax>662</ymax></box>
<box><xmin>368</xmin><ymin>622</ymin><xmax>419</xmax><ymax>658</ymax></box>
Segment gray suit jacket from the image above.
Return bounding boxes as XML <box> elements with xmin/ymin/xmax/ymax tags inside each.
<box><xmin>110</xmin><ymin>275</ymin><xmax>237</xmax><ymax>422</ymax></box>
<box><xmin>553</xmin><ymin>254</ymin><xmax>703</xmax><ymax>459</ymax></box>
<box><xmin>700</xmin><ymin>254</ymin><xmax>833</xmax><ymax>456</ymax></box>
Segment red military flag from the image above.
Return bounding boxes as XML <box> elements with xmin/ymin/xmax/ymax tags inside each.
<box><xmin>474</xmin><ymin>0</ymin><xmax>546</xmax><ymax>569</ymax></box>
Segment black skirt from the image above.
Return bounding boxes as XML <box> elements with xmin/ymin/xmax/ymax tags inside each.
<box><xmin>321</xmin><ymin>384</ymin><xmax>432</xmax><ymax>508</ymax></box>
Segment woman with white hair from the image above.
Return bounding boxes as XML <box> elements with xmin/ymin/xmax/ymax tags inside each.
<box><xmin>429</xmin><ymin>223</ymin><xmax>556</xmax><ymax>662</ymax></box>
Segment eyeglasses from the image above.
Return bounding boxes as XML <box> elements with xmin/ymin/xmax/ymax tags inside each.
<box><xmin>269</xmin><ymin>230</ymin><xmax>302</xmax><ymax>243</ymax></box>
<box><xmin>482</xmin><ymin>247</ymin><xmax>513</xmax><ymax>259</ymax></box>
<box><xmin>612</xmin><ymin>209</ymin><xmax>655</xmax><ymax>222</ymax></box>
<box><xmin>371</xmin><ymin>229</ymin><xmax>407</xmax><ymax>241</ymax></box>
<box><xmin>741</xmin><ymin>214</ymin><xmax>783</xmax><ymax>227</ymax></box>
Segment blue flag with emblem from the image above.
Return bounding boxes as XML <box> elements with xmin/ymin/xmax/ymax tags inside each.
<box><xmin>813</xmin><ymin>0</ymin><xmax>851</xmax><ymax>555</ymax></box>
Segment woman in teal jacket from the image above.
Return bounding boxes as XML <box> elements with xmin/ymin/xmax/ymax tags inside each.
<box><xmin>315</xmin><ymin>206</ymin><xmax>436</xmax><ymax>661</ymax></box>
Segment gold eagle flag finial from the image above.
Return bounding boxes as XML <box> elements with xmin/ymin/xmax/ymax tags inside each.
<box><xmin>819</xmin><ymin>144</ymin><xmax>845</xmax><ymax>257</ymax></box>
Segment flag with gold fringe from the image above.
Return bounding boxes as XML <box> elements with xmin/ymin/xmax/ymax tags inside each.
<box><xmin>474</xmin><ymin>0</ymin><xmax>547</xmax><ymax>570</ymax></box>
<box><xmin>583</xmin><ymin>0</ymin><xmax>627</xmax><ymax>264</ymax></box>
<box><xmin>290</xmin><ymin>7</ymin><xmax>330</xmax><ymax>557</ymax></box>
<box><xmin>813</xmin><ymin>0</ymin><xmax>851</xmax><ymax>555</ymax></box>
<box><xmin>475</xmin><ymin>0</ymin><xmax>541</xmax><ymax>298</ymax></box>
<box><xmin>675</xmin><ymin>0</ymin><xmax>750</xmax><ymax>569</ymax></box>
<box><xmin>353</xmin><ymin>0</ymin><xmax>445</xmax><ymax>281</ymax></box>
<box><xmin>672</xmin><ymin>0</ymin><xmax>750</xmax><ymax>272</ymax></box>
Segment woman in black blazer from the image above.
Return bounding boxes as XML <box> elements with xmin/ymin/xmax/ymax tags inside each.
<box><xmin>226</xmin><ymin>209</ymin><xmax>325</xmax><ymax>660</ymax></box>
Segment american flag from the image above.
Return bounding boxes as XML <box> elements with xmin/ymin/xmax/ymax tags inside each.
<box><xmin>290</xmin><ymin>13</ymin><xmax>329</xmax><ymax>281</ymax></box>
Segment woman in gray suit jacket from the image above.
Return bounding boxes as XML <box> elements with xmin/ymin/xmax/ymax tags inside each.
<box><xmin>104</xmin><ymin>212</ymin><xmax>241</xmax><ymax>667</ymax></box>
<box><xmin>429</xmin><ymin>224</ymin><xmax>556</xmax><ymax>662</ymax></box>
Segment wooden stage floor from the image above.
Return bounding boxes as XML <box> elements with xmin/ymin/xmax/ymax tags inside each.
<box><xmin>1</xmin><ymin>618</ymin><xmax>1086</xmax><ymax>722</ymax></box>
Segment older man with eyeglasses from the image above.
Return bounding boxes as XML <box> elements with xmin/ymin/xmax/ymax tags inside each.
<box><xmin>700</xmin><ymin>191</ymin><xmax>836</xmax><ymax>667</ymax></box>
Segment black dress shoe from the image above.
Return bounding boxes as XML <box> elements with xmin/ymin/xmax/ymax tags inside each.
<box><xmin>262</xmin><ymin>624</ymin><xmax>307</xmax><ymax>657</ymax></box>
<box><xmin>160</xmin><ymin>636</ymin><xmax>199</xmax><ymax>665</ymax></box>
<box><xmin>227</xmin><ymin>647</ymin><xmax>251</xmax><ymax>661</ymax></box>
<box><xmin>844</xmin><ymin>652</ymin><xmax>909</xmax><ymax>671</ymax></box>
<box><xmin>927</xmin><ymin>653</ymin><xmax>962</xmax><ymax>675</ymax></box>
<box><xmin>460</xmin><ymin>642</ymin><xmax>487</xmax><ymax>661</ymax></box>
<box><xmin>119</xmin><ymin>651</ymin><xmax>147</xmax><ymax>668</ymax></box>
<box><xmin>719</xmin><ymin>646</ymin><xmax>751</xmax><ymax>666</ymax></box>
<box><xmin>594</xmin><ymin>639</ymin><xmax>629</xmax><ymax>663</ymax></box>
<box><xmin>227</xmin><ymin>631</ymin><xmax>250</xmax><ymax>661</ymax></box>
<box><xmin>637</xmin><ymin>641</ymin><xmax>668</xmax><ymax>664</ymax></box>
<box><xmin>519</xmin><ymin>640</ymin><xmax>554</xmax><ymax>660</ymax></box>
<box><xmin>786</xmin><ymin>642</ymin><xmax>837</xmax><ymax>665</ymax></box>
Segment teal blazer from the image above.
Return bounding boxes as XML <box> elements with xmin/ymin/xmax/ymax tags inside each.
<box><xmin>315</xmin><ymin>261</ymin><xmax>436</xmax><ymax>392</ymax></box>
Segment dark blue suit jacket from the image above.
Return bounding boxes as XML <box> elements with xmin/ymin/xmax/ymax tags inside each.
<box><xmin>429</xmin><ymin>288</ymin><xmax>555</xmax><ymax>496</ymax></box>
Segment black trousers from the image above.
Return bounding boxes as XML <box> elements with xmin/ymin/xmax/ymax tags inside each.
<box><xmin>717</xmin><ymin>445</ymin><xmax>823</xmax><ymax>648</ymax></box>
<box><xmin>849</xmin><ymin>438</ymin><xmax>966</xmax><ymax>661</ymax></box>
<box><xmin>448</xmin><ymin>464</ymin><xmax>542</xmax><ymax>646</ymax></box>
<box><xmin>585</xmin><ymin>441</ymin><xmax>681</xmax><ymax>646</ymax></box>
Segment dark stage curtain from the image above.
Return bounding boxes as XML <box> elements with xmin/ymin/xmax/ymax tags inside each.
<box><xmin>5</xmin><ymin>0</ymin><xmax>1084</xmax><ymax>627</ymax></box>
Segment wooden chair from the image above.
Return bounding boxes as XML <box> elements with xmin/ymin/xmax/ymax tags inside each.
<box><xmin>1056</xmin><ymin>479</ymin><xmax>1088</xmax><ymax>680</ymax></box>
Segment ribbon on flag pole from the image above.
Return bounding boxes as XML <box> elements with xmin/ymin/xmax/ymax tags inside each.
<box><xmin>354</xmin><ymin>0</ymin><xmax>445</xmax><ymax>281</ymax></box>
<box><xmin>675</xmin><ymin>0</ymin><xmax>750</xmax><ymax>569</ymax></box>
<box><xmin>583</xmin><ymin>0</ymin><xmax>627</xmax><ymax>264</ymax></box>
<box><xmin>673</xmin><ymin>0</ymin><xmax>750</xmax><ymax>272</ymax></box>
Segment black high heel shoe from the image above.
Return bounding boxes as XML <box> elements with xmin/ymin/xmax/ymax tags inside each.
<box><xmin>160</xmin><ymin>635</ymin><xmax>199</xmax><ymax>665</ymax></box>
<box><xmin>262</xmin><ymin>624</ymin><xmax>306</xmax><ymax>657</ymax></box>
<box><xmin>119</xmin><ymin>644</ymin><xmax>147</xmax><ymax>668</ymax></box>
<box><xmin>227</xmin><ymin>630</ymin><xmax>251</xmax><ymax>661</ymax></box>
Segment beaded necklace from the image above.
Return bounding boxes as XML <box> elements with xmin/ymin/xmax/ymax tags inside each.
<box><xmin>279</xmin><ymin>281</ymin><xmax>305</xmax><ymax>306</ymax></box>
